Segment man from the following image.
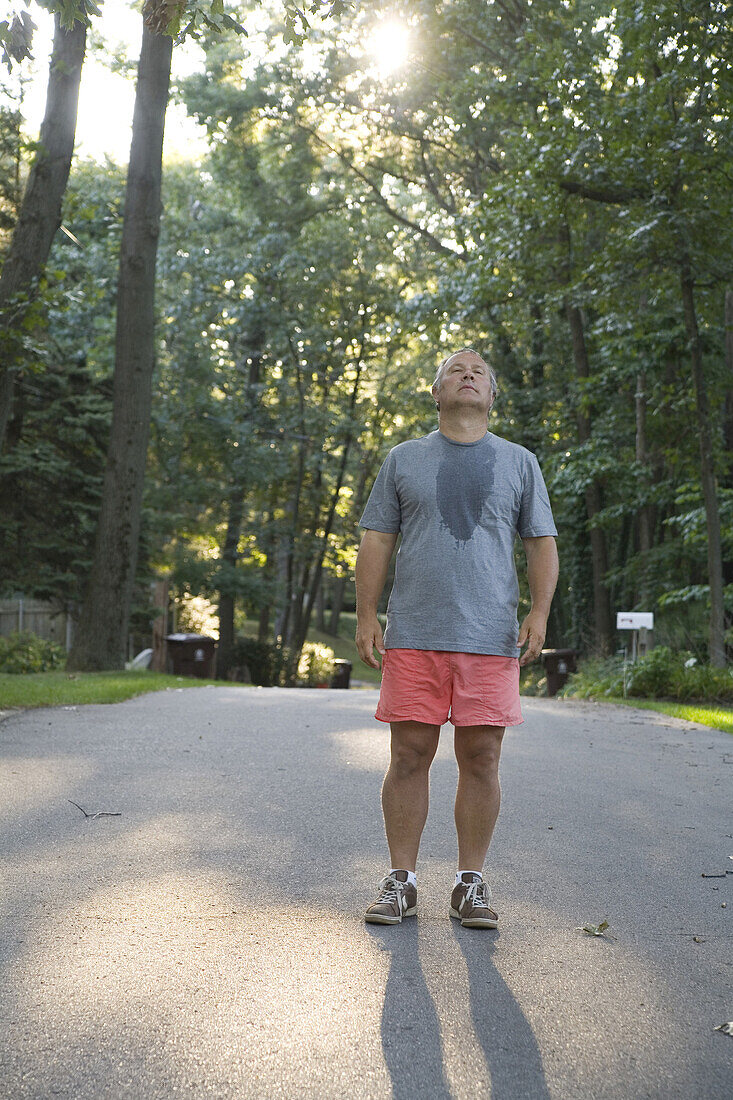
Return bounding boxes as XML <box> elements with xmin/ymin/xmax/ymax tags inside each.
<box><xmin>355</xmin><ymin>347</ymin><xmax>559</xmax><ymax>928</ymax></box>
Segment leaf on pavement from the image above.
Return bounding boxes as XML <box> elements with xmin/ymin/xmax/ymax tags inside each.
<box><xmin>714</xmin><ymin>1021</ymin><xmax>733</xmax><ymax>1037</ymax></box>
<box><xmin>577</xmin><ymin>919</ymin><xmax>610</xmax><ymax>937</ymax></box>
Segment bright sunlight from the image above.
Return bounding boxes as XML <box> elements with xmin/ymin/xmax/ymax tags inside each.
<box><xmin>366</xmin><ymin>20</ymin><xmax>410</xmax><ymax>77</ymax></box>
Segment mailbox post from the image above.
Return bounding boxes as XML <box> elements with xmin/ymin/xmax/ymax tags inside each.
<box><xmin>616</xmin><ymin>612</ymin><xmax>654</xmax><ymax>663</ymax></box>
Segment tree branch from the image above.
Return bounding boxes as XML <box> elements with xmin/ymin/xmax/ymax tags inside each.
<box><xmin>558</xmin><ymin>178</ymin><xmax>650</xmax><ymax>204</ymax></box>
<box><xmin>300</xmin><ymin>126</ymin><xmax>463</xmax><ymax>258</ymax></box>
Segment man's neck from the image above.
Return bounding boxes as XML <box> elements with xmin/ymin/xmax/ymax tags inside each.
<box><xmin>437</xmin><ymin>412</ymin><xmax>489</xmax><ymax>443</ymax></box>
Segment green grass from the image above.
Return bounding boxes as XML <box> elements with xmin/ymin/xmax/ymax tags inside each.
<box><xmin>599</xmin><ymin>697</ymin><xmax>733</xmax><ymax>734</ymax></box>
<box><xmin>4</xmin><ymin>654</ymin><xmax>731</xmax><ymax>734</ymax></box>
<box><xmin>0</xmin><ymin>614</ymin><xmax>381</xmax><ymax>711</ymax></box>
<box><xmin>0</xmin><ymin>670</ymin><xmax>224</xmax><ymax>709</ymax></box>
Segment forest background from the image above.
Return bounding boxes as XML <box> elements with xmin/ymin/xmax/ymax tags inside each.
<box><xmin>0</xmin><ymin>0</ymin><xmax>731</xmax><ymax>683</ymax></box>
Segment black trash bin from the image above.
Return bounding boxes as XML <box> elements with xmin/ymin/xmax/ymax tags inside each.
<box><xmin>330</xmin><ymin>659</ymin><xmax>352</xmax><ymax>689</ymax></box>
<box><xmin>540</xmin><ymin>648</ymin><xmax>578</xmax><ymax>696</ymax></box>
<box><xmin>166</xmin><ymin>633</ymin><xmax>216</xmax><ymax>679</ymax></box>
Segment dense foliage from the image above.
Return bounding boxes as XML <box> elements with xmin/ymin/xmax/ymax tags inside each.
<box><xmin>1</xmin><ymin>0</ymin><xmax>731</xmax><ymax>672</ymax></box>
<box><xmin>562</xmin><ymin>647</ymin><xmax>733</xmax><ymax>704</ymax></box>
<box><xmin>0</xmin><ymin>631</ymin><xmax>66</xmax><ymax>673</ymax></box>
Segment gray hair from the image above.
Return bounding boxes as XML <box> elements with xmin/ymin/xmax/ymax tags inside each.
<box><xmin>432</xmin><ymin>347</ymin><xmax>498</xmax><ymax>399</ymax></box>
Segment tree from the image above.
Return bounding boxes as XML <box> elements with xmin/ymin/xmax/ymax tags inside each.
<box><xmin>0</xmin><ymin>8</ymin><xmax>87</xmax><ymax>451</ymax></box>
<box><xmin>67</xmin><ymin>6</ymin><xmax>172</xmax><ymax>669</ymax></box>
<box><xmin>68</xmin><ymin>0</ymin><xmax>351</xmax><ymax>669</ymax></box>
<box><xmin>0</xmin><ymin>158</ymin><xmax>123</xmax><ymax>604</ymax></box>
<box><xmin>288</xmin><ymin>0</ymin><xmax>731</xmax><ymax>661</ymax></box>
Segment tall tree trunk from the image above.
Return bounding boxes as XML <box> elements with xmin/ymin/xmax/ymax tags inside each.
<box><xmin>328</xmin><ymin>574</ymin><xmax>347</xmax><ymax>636</ymax></box>
<box><xmin>258</xmin><ymin>602</ymin><xmax>271</xmax><ymax>642</ymax></box>
<box><xmin>723</xmin><ymin>290</ymin><xmax>733</xmax><ymax>656</ymax></box>
<box><xmin>67</xmin><ymin>19</ymin><xmax>172</xmax><ymax>670</ymax></box>
<box><xmin>724</xmin><ymin>289</ymin><xmax>733</xmax><ymax>463</ymax></box>
<box><xmin>276</xmin><ymin>440</ymin><xmax>307</xmax><ymax>647</ymax></box>
<box><xmin>0</xmin><ymin>12</ymin><xmax>86</xmax><ymax>451</ymax></box>
<box><xmin>635</xmin><ymin>370</ymin><xmax>654</xmax><ymax>609</ymax></box>
<box><xmin>215</xmin><ymin>347</ymin><xmax>263</xmax><ymax>673</ymax></box>
<box><xmin>315</xmin><ymin>569</ymin><xmax>326</xmax><ymax>631</ymax></box>
<box><xmin>680</xmin><ymin>265</ymin><xmax>726</xmax><ymax>666</ymax></box>
<box><xmin>288</xmin><ymin>354</ymin><xmax>366</xmax><ymax>674</ymax></box>
<box><xmin>565</xmin><ymin>299</ymin><xmax>614</xmax><ymax>653</ymax></box>
<box><xmin>327</xmin><ymin>455</ymin><xmax>373</xmax><ymax>636</ymax></box>
<box><xmin>217</xmin><ymin>489</ymin><xmax>245</xmax><ymax>677</ymax></box>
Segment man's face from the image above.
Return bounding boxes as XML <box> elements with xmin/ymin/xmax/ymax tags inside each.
<box><xmin>432</xmin><ymin>352</ymin><xmax>494</xmax><ymax>414</ymax></box>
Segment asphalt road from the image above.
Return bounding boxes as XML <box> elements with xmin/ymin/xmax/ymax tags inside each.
<box><xmin>0</xmin><ymin>687</ymin><xmax>731</xmax><ymax>1099</ymax></box>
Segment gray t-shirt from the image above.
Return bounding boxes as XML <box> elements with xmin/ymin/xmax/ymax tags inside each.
<box><xmin>359</xmin><ymin>430</ymin><xmax>557</xmax><ymax>657</ymax></box>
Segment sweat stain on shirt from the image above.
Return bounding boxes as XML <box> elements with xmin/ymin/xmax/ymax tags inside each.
<box><xmin>436</xmin><ymin>442</ymin><xmax>496</xmax><ymax>547</ymax></box>
<box><xmin>359</xmin><ymin>430</ymin><xmax>557</xmax><ymax>656</ymax></box>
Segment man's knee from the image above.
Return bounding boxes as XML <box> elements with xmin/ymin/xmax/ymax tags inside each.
<box><xmin>389</xmin><ymin>722</ymin><xmax>439</xmax><ymax>777</ymax></box>
<box><xmin>454</xmin><ymin>726</ymin><xmax>504</xmax><ymax>779</ymax></box>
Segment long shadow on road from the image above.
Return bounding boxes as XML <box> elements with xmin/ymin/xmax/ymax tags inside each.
<box><xmin>367</xmin><ymin>920</ymin><xmax>452</xmax><ymax>1100</ymax></box>
<box><xmin>368</xmin><ymin>917</ymin><xmax>551</xmax><ymax>1100</ymax></box>
<box><xmin>451</xmin><ymin>924</ymin><xmax>550</xmax><ymax>1100</ymax></box>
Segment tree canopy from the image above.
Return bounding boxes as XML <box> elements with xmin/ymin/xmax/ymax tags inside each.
<box><xmin>1</xmin><ymin>0</ymin><xmax>731</xmax><ymax>669</ymax></box>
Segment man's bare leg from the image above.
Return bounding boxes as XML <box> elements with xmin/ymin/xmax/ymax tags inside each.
<box><xmin>381</xmin><ymin>721</ymin><xmax>440</xmax><ymax>871</ymax></box>
<box><xmin>453</xmin><ymin>724</ymin><xmax>505</xmax><ymax>869</ymax></box>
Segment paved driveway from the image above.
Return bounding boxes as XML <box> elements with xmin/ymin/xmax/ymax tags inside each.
<box><xmin>0</xmin><ymin>689</ymin><xmax>731</xmax><ymax>1098</ymax></box>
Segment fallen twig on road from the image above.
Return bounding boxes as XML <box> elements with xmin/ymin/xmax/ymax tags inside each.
<box><xmin>68</xmin><ymin>799</ymin><xmax>121</xmax><ymax>820</ymax></box>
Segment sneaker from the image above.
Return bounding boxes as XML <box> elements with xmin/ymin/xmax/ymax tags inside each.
<box><xmin>365</xmin><ymin>870</ymin><xmax>417</xmax><ymax>925</ymax></box>
<box><xmin>450</xmin><ymin>872</ymin><xmax>498</xmax><ymax>928</ymax></box>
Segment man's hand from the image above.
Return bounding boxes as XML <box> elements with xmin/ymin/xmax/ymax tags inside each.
<box><xmin>355</xmin><ymin>615</ymin><xmax>386</xmax><ymax>669</ymax></box>
<box><xmin>518</xmin><ymin>610</ymin><xmax>547</xmax><ymax>667</ymax></box>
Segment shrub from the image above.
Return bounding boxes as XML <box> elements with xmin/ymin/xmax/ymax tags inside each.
<box><xmin>297</xmin><ymin>642</ymin><xmax>335</xmax><ymax>687</ymax></box>
<box><xmin>562</xmin><ymin>646</ymin><xmax>733</xmax><ymax>703</ymax></box>
<box><xmin>0</xmin><ymin>632</ymin><xmax>66</xmax><ymax>674</ymax></box>
<box><xmin>228</xmin><ymin>637</ymin><xmax>287</xmax><ymax>686</ymax></box>
<box><xmin>559</xmin><ymin>655</ymin><xmax>625</xmax><ymax>699</ymax></box>
<box><xmin>519</xmin><ymin>662</ymin><xmax>548</xmax><ymax>697</ymax></box>
<box><xmin>673</xmin><ymin>662</ymin><xmax>733</xmax><ymax>703</ymax></box>
<box><xmin>625</xmin><ymin>646</ymin><xmax>683</xmax><ymax>697</ymax></box>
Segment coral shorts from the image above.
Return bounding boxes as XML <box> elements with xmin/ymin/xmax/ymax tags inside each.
<box><xmin>375</xmin><ymin>649</ymin><xmax>523</xmax><ymax>728</ymax></box>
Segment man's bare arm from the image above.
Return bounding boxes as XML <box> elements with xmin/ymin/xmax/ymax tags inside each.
<box><xmin>355</xmin><ymin>529</ymin><xmax>399</xmax><ymax>668</ymax></box>
<box><xmin>518</xmin><ymin>536</ymin><xmax>559</xmax><ymax>666</ymax></box>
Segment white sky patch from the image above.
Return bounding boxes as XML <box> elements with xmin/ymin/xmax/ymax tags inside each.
<box><xmin>18</xmin><ymin>0</ymin><xmax>208</xmax><ymax>165</ymax></box>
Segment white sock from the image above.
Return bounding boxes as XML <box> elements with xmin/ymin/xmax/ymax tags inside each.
<box><xmin>390</xmin><ymin>868</ymin><xmax>417</xmax><ymax>888</ymax></box>
<box><xmin>456</xmin><ymin>870</ymin><xmax>483</xmax><ymax>885</ymax></box>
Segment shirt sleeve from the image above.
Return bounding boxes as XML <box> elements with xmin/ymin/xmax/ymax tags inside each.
<box><xmin>518</xmin><ymin>452</ymin><xmax>558</xmax><ymax>538</ymax></box>
<box><xmin>359</xmin><ymin>450</ymin><xmax>402</xmax><ymax>533</ymax></box>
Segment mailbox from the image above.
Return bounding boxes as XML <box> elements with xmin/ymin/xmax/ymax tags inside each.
<box><xmin>617</xmin><ymin>612</ymin><xmax>654</xmax><ymax>630</ymax></box>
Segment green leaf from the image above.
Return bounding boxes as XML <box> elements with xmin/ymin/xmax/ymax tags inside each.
<box><xmin>578</xmin><ymin>919</ymin><xmax>610</xmax><ymax>937</ymax></box>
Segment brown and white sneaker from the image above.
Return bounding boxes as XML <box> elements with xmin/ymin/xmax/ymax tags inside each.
<box><xmin>450</xmin><ymin>872</ymin><xmax>499</xmax><ymax>928</ymax></box>
<box><xmin>365</xmin><ymin>870</ymin><xmax>417</xmax><ymax>925</ymax></box>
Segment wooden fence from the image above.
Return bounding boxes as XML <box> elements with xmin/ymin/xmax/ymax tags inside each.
<box><xmin>0</xmin><ymin>598</ymin><xmax>73</xmax><ymax>650</ymax></box>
